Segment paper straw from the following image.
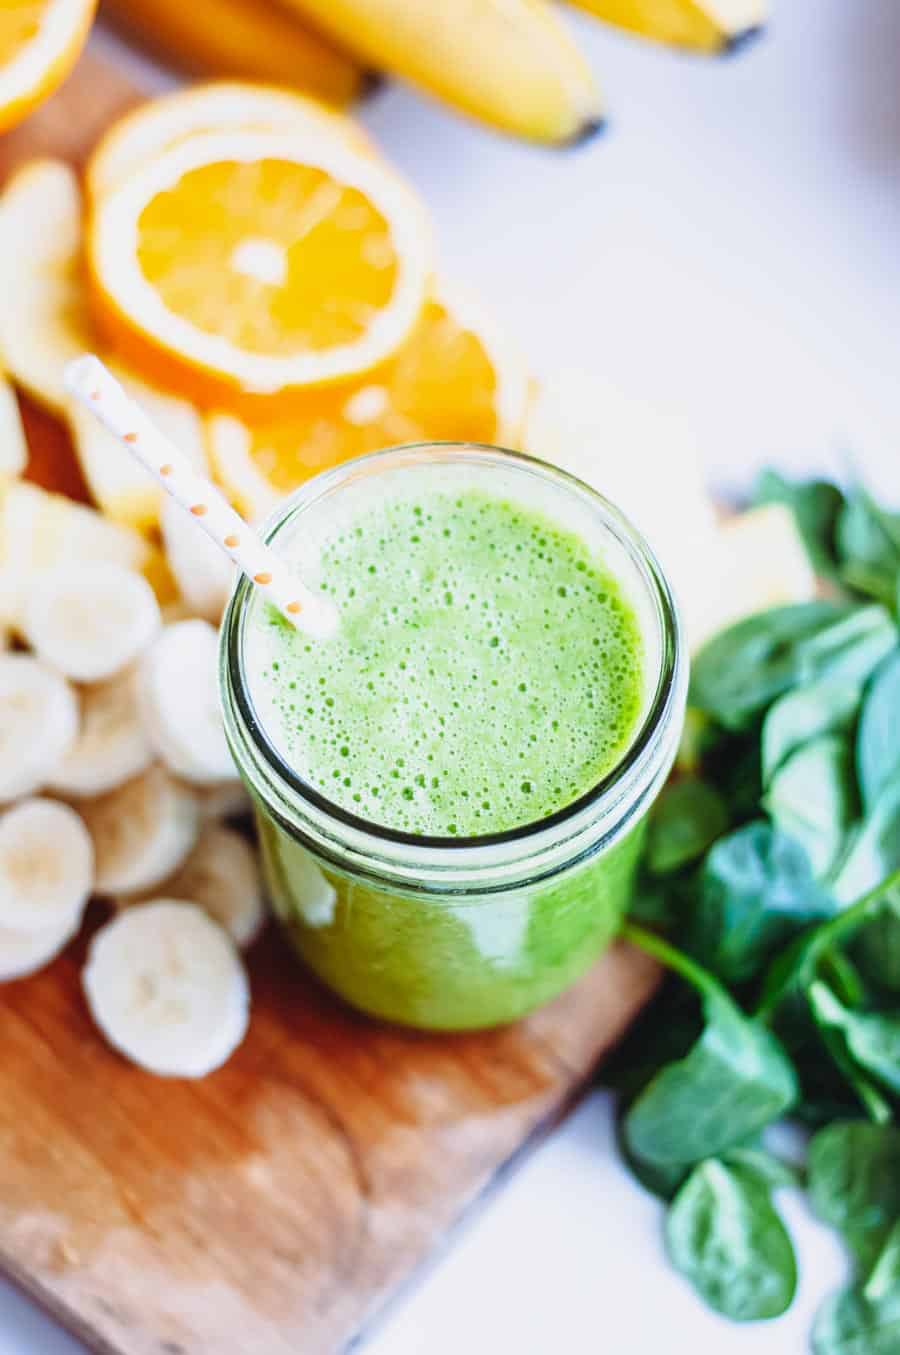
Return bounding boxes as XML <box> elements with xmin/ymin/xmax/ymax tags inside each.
<box><xmin>64</xmin><ymin>355</ymin><xmax>337</xmax><ymax>638</ymax></box>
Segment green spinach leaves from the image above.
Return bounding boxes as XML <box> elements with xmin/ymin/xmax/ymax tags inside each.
<box><xmin>622</xmin><ymin>925</ymin><xmax>797</xmax><ymax>1169</ymax></box>
<box><xmin>687</xmin><ymin>821</ymin><xmax>834</xmax><ymax>982</ymax></box>
<box><xmin>689</xmin><ymin>602</ymin><xmax>894</xmax><ymax>732</ymax></box>
<box><xmin>666</xmin><ymin>1159</ymin><xmax>797</xmax><ymax>1321</ymax></box>
<box><xmin>808</xmin><ymin>1122</ymin><xmax>900</xmax><ymax>1273</ymax></box>
<box><xmin>644</xmin><ymin>777</ymin><xmax>729</xmax><ymax>876</ymax></box>
<box><xmin>609</xmin><ymin>469</ymin><xmax>900</xmax><ymax>1352</ymax></box>
<box><xmin>857</xmin><ymin>652</ymin><xmax>900</xmax><ymax>811</ymax></box>
<box><xmin>753</xmin><ymin>471</ymin><xmax>900</xmax><ymax>609</ymax></box>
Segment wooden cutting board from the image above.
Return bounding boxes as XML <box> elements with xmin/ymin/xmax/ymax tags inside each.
<box><xmin>0</xmin><ymin>41</ymin><xmax>660</xmax><ymax>1355</ymax></box>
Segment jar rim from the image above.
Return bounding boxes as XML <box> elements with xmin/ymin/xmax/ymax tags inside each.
<box><xmin>221</xmin><ymin>442</ymin><xmax>685</xmax><ymax>873</ymax></box>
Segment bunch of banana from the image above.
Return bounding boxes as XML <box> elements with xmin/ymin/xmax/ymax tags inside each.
<box><xmin>103</xmin><ymin>0</ymin><xmax>767</xmax><ymax>143</ymax></box>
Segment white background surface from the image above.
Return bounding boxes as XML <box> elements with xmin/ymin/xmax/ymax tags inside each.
<box><xmin>359</xmin><ymin>0</ymin><xmax>900</xmax><ymax>498</ymax></box>
<box><xmin>1</xmin><ymin>1</ymin><xmax>898</xmax><ymax>1351</ymax></box>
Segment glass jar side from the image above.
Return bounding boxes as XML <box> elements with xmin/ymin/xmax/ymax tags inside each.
<box><xmin>254</xmin><ymin>792</ymin><xmax>648</xmax><ymax>1029</ymax></box>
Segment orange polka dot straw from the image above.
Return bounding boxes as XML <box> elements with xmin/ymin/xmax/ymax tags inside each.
<box><xmin>64</xmin><ymin>356</ymin><xmax>337</xmax><ymax>639</ymax></box>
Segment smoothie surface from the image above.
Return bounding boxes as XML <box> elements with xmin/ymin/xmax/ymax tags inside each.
<box><xmin>251</xmin><ymin>487</ymin><xmax>646</xmax><ymax>837</ymax></box>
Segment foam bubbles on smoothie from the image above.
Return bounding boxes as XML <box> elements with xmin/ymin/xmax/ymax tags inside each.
<box><xmin>255</xmin><ymin>489</ymin><xmax>645</xmax><ymax>837</ymax></box>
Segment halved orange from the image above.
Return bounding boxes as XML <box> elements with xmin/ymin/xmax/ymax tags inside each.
<box><xmin>207</xmin><ymin>288</ymin><xmax>531</xmax><ymax>520</ymax></box>
<box><xmin>87</xmin><ymin>129</ymin><xmax>432</xmax><ymax>415</ymax></box>
<box><xmin>0</xmin><ymin>0</ymin><xmax>97</xmax><ymax>134</ymax></box>
<box><xmin>86</xmin><ymin>80</ymin><xmax>373</xmax><ymax>203</ymax></box>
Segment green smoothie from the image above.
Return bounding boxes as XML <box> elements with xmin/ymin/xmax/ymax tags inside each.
<box><xmin>225</xmin><ymin>447</ymin><xmax>681</xmax><ymax>1031</ymax></box>
<box><xmin>251</xmin><ymin>488</ymin><xmax>645</xmax><ymax>836</ymax></box>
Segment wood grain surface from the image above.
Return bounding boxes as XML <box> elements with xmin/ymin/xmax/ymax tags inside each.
<box><xmin>0</xmin><ymin>42</ymin><xmax>661</xmax><ymax>1355</ymax></box>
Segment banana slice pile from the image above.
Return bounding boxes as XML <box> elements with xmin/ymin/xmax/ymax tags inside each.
<box><xmin>0</xmin><ymin>143</ymin><xmax>275</xmax><ymax>1080</ymax></box>
<box><xmin>0</xmin><ymin>567</ymin><xmax>260</xmax><ymax>1078</ymax></box>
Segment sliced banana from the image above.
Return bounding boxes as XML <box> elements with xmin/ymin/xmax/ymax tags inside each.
<box><xmin>49</xmin><ymin>666</ymin><xmax>154</xmax><ymax>798</ymax></box>
<box><xmin>161</xmin><ymin>496</ymin><xmax>236</xmax><ymax>624</ymax></box>
<box><xmin>0</xmin><ymin>915</ymin><xmax>80</xmax><ymax>982</ymax></box>
<box><xmin>167</xmin><ymin>825</ymin><xmax>265</xmax><ymax>948</ymax></box>
<box><xmin>121</xmin><ymin>824</ymin><xmax>265</xmax><ymax>949</ymax></box>
<box><xmin>0</xmin><ymin>479</ymin><xmax>173</xmax><ymax>616</ymax></box>
<box><xmin>80</xmin><ymin>763</ymin><xmax>198</xmax><ymax>895</ymax></box>
<box><xmin>0</xmin><ymin>798</ymin><xmax>93</xmax><ymax>934</ymax></box>
<box><xmin>138</xmin><ymin>620</ymin><xmax>235</xmax><ymax>785</ymax></box>
<box><xmin>0</xmin><ymin>160</ymin><xmax>90</xmax><ymax>415</ymax></box>
<box><xmin>83</xmin><ymin>900</ymin><xmax>250</xmax><ymax>1078</ymax></box>
<box><xmin>68</xmin><ymin>363</ymin><xmax>207</xmax><ymax>533</ymax></box>
<box><xmin>195</xmin><ymin>779</ymin><xmax>252</xmax><ymax>824</ymax></box>
<box><xmin>25</xmin><ymin>562</ymin><xmax>161</xmax><ymax>683</ymax></box>
<box><xmin>0</xmin><ymin>479</ymin><xmax>153</xmax><ymax>577</ymax></box>
<box><xmin>0</xmin><ymin>654</ymin><xmax>79</xmax><ymax>801</ymax></box>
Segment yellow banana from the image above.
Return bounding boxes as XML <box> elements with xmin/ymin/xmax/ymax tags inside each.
<box><xmin>102</xmin><ymin>0</ymin><xmax>364</xmax><ymax>106</ymax></box>
<box><xmin>276</xmin><ymin>0</ymin><xmax>602</xmax><ymax>144</ymax></box>
<box><xmin>567</xmin><ymin>0</ymin><xmax>765</xmax><ymax>53</ymax></box>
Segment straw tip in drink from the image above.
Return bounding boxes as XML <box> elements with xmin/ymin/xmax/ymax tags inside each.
<box><xmin>63</xmin><ymin>353</ymin><xmax>105</xmax><ymax>401</ymax></box>
<box><xmin>301</xmin><ymin>595</ymin><xmax>340</xmax><ymax>641</ymax></box>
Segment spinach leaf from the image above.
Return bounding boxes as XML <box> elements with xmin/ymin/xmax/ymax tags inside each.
<box><xmin>616</xmin><ymin>1115</ymin><xmax>688</xmax><ymax>1202</ymax></box>
<box><xmin>601</xmin><ymin>981</ymin><xmax>702</xmax><ymax>1104</ymax></box>
<box><xmin>854</xmin><ymin>889</ymin><xmax>900</xmax><ymax>994</ymax></box>
<box><xmin>723</xmin><ymin>1145</ymin><xmax>804</xmax><ymax>1190</ymax></box>
<box><xmin>832</xmin><ymin>780</ymin><xmax>900</xmax><ymax>904</ymax></box>
<box><xmin>757</xmin><ymin>869</ymin><xmax>900</xmax><ymax>1018</ymax></box>
<box><xmin>807</xmin><ymin>1121</ymin><xmax>900</xmax><ymax>1274</ymax></box>
<box><xmin>797</xmin><ymin>604</ymin><xmax>897</xmax><ymax>690</ymax></box>
<box><xmin>807</xmin><ymin>985</ymin><xmax>894</xmax><ymax>1126</ymax></box>
<box><xmin>812</xmin><ymin>1221</ymin><xmax>900</xmax><ymax>1355</ymax></box>
<box><xmin>866</xmin><ymin>1218</ymin><xmax>900</xmax><ymax>1298</ymax></box>
<box><xmin>622</xmin><ymin>926</ymin><xmax>797</xmax><ymax>1169</ymax></box>
<box><xmin>808</xmin><ymin>981</ymin><xmax>900</xmax><ymax>1097</ymax></box>
<box><xmin>752</xmin><ymin>469</ymin><xmax>844</xmax><ymax>578</ymax></box>
<box><xmin>690</xmin><ymin>602</ymin><xmax>894</xmax><ymax>732</ymax></box>
<box><xmin>645</xmin><ymin>777</ymin><xmax>729</xmax><ymax>876</ymax></box>
<box><xmin>764</xmin><ymin>735</ymin><xmax>857</xmax><ymax>878</ymax></box>
<box><xmin>819</xmin><ymin>947</ymin><xmax>868</xmax><ymax>1009</ymax></box>
<box><xmin>837</xmin><ymin>488</ymin><xmax>900</xmax><ymax>608</ymax></box>
<box><xmin>812</xmin><ymin>1283</ymin><xmax>900</xmax><ymax>1355</ymax></box>
<box><xmin>690</xmin><ymin>602</ymin><xmax>854</xmax><ymax>731</ymax></box>
<box><xmin>857</xmin><ymin>651</ymin><xmax>900</xmax><ymax>813</ymax></box>
<box><xmin>771</xmin><ymin>971</ymin><xmax>888</xmax><ymax>1128</ymax></box>
<box><xmin>666</xmin><ymin>1159</ymin><xmax>797</xmax><ymax>1321</ymax></box>
<box><xmin>762</xmin><ymin>677</ymin><xmax>861</xmax><ymax>785</ymax></box>
<box><xmin>687</xmin><ymin>821</ymin><xmax>834</xmax><ymax>984</ymax></box>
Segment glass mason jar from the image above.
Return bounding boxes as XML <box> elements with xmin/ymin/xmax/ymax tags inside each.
<box><xmin>220</xmin><ymin>444</ymin><xmax>687</xmax><ymax>1031</ymax></box>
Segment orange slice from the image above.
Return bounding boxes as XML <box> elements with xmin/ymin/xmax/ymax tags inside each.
<box><xmin>0</xmin><ymin>0</ymin><xmax>96</xmax><ymax>134</ymax></box>
<box><xmin>87</xmin><ymin>129</ymin><xmax>432</xmax><ymax>415</ymax></box>
<box><xmin>207</xmin><ymin>289</ymin><xmax>530</xmax><ymax>520</ymax></box>
<box><xmin>86</xmin><ymin>80</ymin><xmax>373</xmax><ymax>202</ymax></box>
